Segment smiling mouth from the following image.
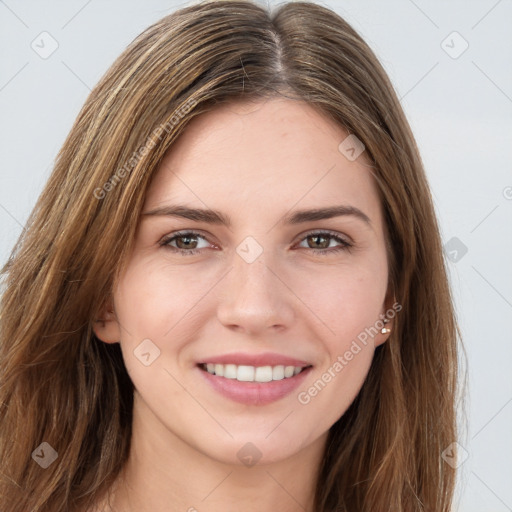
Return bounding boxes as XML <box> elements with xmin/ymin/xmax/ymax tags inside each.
<box><xmin>198</xmin><ymin>363</ymin><xmax>312</xmax><ymax>383</ymax></box>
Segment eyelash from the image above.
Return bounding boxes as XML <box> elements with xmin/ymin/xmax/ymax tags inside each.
<box><xmin>159</xmin><ymin>230</ymin><xmax>353</xmax><ymax>256</ymax></box>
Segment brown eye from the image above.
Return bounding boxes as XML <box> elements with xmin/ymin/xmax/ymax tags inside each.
<box><xmin>174</xmin><ymin>234</ymin><xmax>199</xmax><ymax>250</ymax></box>
<box><xmin>160</xmin><ymin>231</ymin><xmax>210</xmax><ymax>255</ymax></box>
<box><xmin>297</xmin><ymin>231</ymin><xmax>352</xmax><ymax>255</ymax></box>
<box><xmin>306</xmin><ymin>234</ymin><xmax>330</xmax><ymax>249</ymax></box>
<box><xmin>159</xmin><ymin>230</ymin><xmax>352</xmax><ymax>257</ymax></box>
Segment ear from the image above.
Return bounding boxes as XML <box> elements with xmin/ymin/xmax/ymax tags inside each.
<box><xmin>92</xmin><ymin>297</ymin><xmax>121</xmax><ymax>344</ymax></box>
<box><xmin>374</xmin><ymin>290</ymin><xmax>399</xmax><ymax>348</ymax></box>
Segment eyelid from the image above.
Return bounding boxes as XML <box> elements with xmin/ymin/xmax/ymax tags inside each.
<box><xmin>159</xmin><ymin>230</ymin><xmax>215</xmax><ymax>249</ymax></box>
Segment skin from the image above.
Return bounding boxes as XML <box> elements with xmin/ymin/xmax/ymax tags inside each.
<box><xmin>93</xmin><ymin>97</ymin><xmax>394</xmax><ymax>512</ymax></box>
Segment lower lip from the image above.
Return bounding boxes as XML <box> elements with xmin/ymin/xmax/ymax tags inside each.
<box><xmin>197</xmin><ymin>365</ymin><xmax>313</xmax><ymax>406</ymax></box>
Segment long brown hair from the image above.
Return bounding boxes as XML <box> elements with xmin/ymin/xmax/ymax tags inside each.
<box><xmin>0</xmin><ymin>1</ymin><xmax>462</xmax><ymax>510</ymax></box>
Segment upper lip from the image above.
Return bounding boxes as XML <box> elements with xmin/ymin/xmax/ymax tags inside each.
<box><xmin>198</xmin><ymin>352</ymin><xmax>312</xmax><ymax>367</ymax></box>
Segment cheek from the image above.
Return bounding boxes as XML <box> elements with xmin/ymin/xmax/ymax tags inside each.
<box><xmin>112</xmin><ymin>259</ymin><xmax>209</xmax><ymax>394</ymax></box>
<box><xmin>290</xmin><ymin>259</ymin><xmax>387</xmax><ymax>345</ymax></box>
<box><xmin>292</xmin><ymin>267</ymin><xmax>382</xmax><ymax>426</ymax></box>
<box><xmin>115</xmin><ymin>250</ymin><xmax>387</xmax><ymax>348</ymax></box>
<box><xmin>114</xmin><ymin>257</ymin><xmax>208</xmax><ymax>342</ymax></box>
<box><xmin>290</xmin><ymin>262</ymin><xmax>385</xmax><ymax>412</ymax></box>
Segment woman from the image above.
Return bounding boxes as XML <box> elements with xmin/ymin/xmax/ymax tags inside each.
<box><xmin>0</xmin><ymin>0</ymin><xmax>462</xmax><ymax>510</ymax></box>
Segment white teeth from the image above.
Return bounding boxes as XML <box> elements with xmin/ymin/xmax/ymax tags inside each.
<box><xmin>272</xmin><ymin>365</ymin><xmax>285</xmax><ymax>380</ymax></box>
<box><xmin>214</xmin><ymin>364</ymin><xmax>224</xmax><ymax>377</ymax></box>
<box><xmin>255</xmin><ymin>366</ymin><xmax>273</xmax><ymax>382</ymax></box>
<box><xmin>203</xmin><ymin>363</ymin><xmax>306</xmax><ymax>382</ymax></box>
<box><xmin>237</xmin><ymin>365</ymin><xmax>255</xmax><ymax>382</ymax></box>
<box><xmin>224</xmin><ymin>364</ymin><xmax>237</xmax><ymax>379</ymax></box>
<box><xmin>284</xmin><ymin>366</ymin><xmax>295</xmax><ymax>378</ymax></box>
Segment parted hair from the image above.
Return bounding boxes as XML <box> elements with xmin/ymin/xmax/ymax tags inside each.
<box><xmin>0</xmin><ymin>1</ymin><xmax>461</xmax><ymax>510</ymax></box>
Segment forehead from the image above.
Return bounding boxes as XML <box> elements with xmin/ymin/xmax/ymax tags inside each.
<box><xmin>144</xmin><ymin>98</ymin><xmax>383</xmax><ymax>230</ymax></box>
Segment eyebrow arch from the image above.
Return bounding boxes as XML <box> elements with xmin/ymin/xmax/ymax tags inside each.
<box><xmin>141</xmin><ymin>204</ymin><xmax>372</xmax><ymax>228</ymax></box>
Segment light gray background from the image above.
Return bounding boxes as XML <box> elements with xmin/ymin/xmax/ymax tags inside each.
<box><xmin>1</xmin><ymin>1</ymin><xmax>511</xmax><ymax>510</ymax></box>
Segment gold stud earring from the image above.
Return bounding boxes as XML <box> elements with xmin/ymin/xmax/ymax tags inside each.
<box><xmin>380</xmin><ymin>317</ymin><xmax>391</xmax><ymax>334</ymax></box>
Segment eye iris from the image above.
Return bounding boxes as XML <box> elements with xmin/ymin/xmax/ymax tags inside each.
<box><xmin>176</xmin><ymin>234</ymin><xmax>198</xmax><ymax>250</ymax></box>
<box><xmin>309</xmin><ymin>234</ymin><xmax>329</xmax><ymax>249</ymax></box>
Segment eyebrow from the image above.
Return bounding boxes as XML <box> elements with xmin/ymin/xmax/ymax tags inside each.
<box><xmin>142</xmin><ymin>204</ymin><xmax>372</xmax><ymax>228</ymax></box>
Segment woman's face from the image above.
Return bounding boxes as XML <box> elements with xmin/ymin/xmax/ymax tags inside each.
<box><xmin>95</xmin><ymin>98</ymin><xmax>394</xmax><ymax>466</ymax></box>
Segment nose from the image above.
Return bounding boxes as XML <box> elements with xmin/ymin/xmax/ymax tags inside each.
<box><xmin>216</xmin><ymin>251</ymin><xmax>295</xmax><ymax>336</ymax></box>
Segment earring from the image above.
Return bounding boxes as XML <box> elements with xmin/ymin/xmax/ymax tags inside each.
<box><xmin>380</xmin><ymin>317</ymin><xmax>391</xmax><ymax>334</ymax></box>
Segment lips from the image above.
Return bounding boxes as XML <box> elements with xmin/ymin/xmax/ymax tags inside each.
<box><xmin>196</xmin><ymin>352</ymin><xmax>313</xmax><ymax>405</ymax></box>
